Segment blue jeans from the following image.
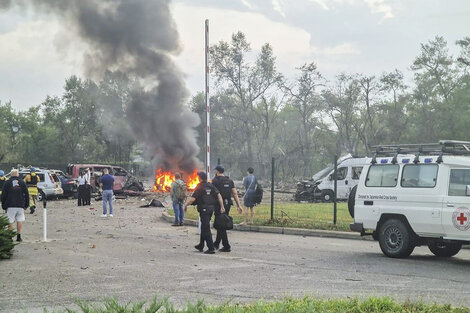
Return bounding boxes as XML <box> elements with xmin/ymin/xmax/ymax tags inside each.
<box><xmin>173</xmin><ymin>201</ymin><xmax>184</xmax><ymax>224</ymax></box>
<box><xmin>102</xmin><ymin>190</ymin><xmax>114</xmax><ymax>215</ymax></box>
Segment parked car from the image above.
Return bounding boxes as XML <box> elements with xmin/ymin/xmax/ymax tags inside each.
<box><xmin>8</xmin><ymin>168</ymin><xmax>64</xmax><ymax>201</ymax></box>
<box><xmin>66</xmin><ymin>164</ymin><xmax>144</xmax><ymax>193</ymax></box>
<box><xmin>50</xmin><ymin>169</ymin><xmax>78</xmax><ymax>198</ymax></box>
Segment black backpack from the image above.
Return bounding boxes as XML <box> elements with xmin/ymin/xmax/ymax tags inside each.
<box><xmin>255</xmin><ymin>183</ymin><xmax>263</xmax><ymax>204</ymax></box>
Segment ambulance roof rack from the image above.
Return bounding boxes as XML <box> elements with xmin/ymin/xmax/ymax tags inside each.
<box><xmin>371</xmin><ymin>140</ymin><xmax>470</xmax><ymax>157</ymax></box>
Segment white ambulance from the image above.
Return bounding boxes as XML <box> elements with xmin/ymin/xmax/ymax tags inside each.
<box><xmin>350</xmin><ymin>141</ymin><xmax>470</xmax><ymax>258</ymax></box>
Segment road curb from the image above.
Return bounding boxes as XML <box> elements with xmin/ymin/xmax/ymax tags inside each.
<box><xmin>161</xmin><ymin>210</ymin><xmax>371</xmax><ymax>241</ymax></box>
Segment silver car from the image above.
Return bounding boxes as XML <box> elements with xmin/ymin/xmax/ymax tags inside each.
<box><xmin>18</xmin><ymin>169</ymin><xmax>64</xmax><ymax>201</ymax></box>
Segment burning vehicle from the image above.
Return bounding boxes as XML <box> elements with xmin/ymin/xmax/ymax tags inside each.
<box><xmin>67</xmin><ymin>164</ymin><xmax>144</xmax><ymax>193</ymax></box>
<box><xmin>153</xmin><ymin>169</ymin><xmax>200</xmax><ymax>192</ymax></box>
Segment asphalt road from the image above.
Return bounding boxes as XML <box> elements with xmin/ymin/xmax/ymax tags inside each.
<box><xmin>1</xmin><ymin>198</ymin><xmax>470</xmax><ymax>312</ymax></box>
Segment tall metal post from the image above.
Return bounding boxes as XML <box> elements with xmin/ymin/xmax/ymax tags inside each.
<box><xmin>42</xmin><ymin>198</ymin><xmax>47</xmax><ymax>242</ymax></box>
<box><xmin>333</xmin><ymin>155</ymin><xmax>338</xmax><ymax>225</ymax></box>
<box><xmin>271</xmin><ymin>157</ymin><xmax>275</xmax><ymax>220</ymax></box>
<box><xmin>205</xmin><ymin>19</ymin><xmax>210</xmax><ymax>176</ymax></box>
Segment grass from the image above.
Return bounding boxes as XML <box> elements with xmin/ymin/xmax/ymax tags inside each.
<box><xmin>170</xmin><ymin>202</ymin><xmax>353</xmax><ymax>232</ymax></box>
<box><xmin>43</xmin><ymin>296</ymin><xmax>470</xmax><ymax>313</ymax></box>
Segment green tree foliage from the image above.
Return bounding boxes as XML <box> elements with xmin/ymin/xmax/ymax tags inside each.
<box><xmin>202</xmin><ymin>32</ymin><xmax>470</xmax><ymax>180</ymax></box>
<box><xmin>0</xmin><ymin>215</ymin><xmax>16</xmax><ymax>259</ymax></box>
<box><xmin>1</xmin><ymin>33</ymin><xmax>470</xmax><ymax>181</ymax></box>
<box><xmin>0</xmin><ymin>74</ymin><xmax>137</xmax><ymax>166</ymax></box>
<box><xmin>210</xmin><ymin>32</ymin><xmax>283</xmax><ymax>164</ymax></box>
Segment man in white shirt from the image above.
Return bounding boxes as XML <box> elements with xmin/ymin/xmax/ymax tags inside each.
<box><xmin>83</xmin><ymin>168</ymin><xmax>91</xmax><ymax>205</ymax></box>
<box><xmin>77</xmin><ymin>171</ymin><xmax>87</xmax><ymax>206</ymax></box>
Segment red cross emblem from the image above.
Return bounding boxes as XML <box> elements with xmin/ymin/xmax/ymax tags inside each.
<box><xmin>452</xmin><ymin>207</ymin><xmax>470</xmax><ymax>231</ymax></box>
<box><xmin>457</xmin><ymin>213</ymin><xmax>467</xmax><ymax>225</ymax></box>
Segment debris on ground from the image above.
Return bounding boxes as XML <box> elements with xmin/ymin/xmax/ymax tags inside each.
<box><xmin>139</xmin><ymin>199</ymin><xmax>165</xmax><ymax>208</ymax></box>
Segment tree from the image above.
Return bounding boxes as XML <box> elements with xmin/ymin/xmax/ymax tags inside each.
<box><xmin>0</xmin><ymin>215</ymin><xmax>16</xmax><ymax>259</ymax></box>
<box><xmin>210</xmin><ymin>32</ymin><xmax>283</xmax><ymax>163</ymax></box>
<box><xmin>409</xmin><ymin>36</ymin><xmax>461</xmax><ymax>141</ymax></box>
<box><xmin>283</xmin><ymin>62</ymin><xmax>325</xmax><ymax>174</ymax></box>
<box><xmin>323</xmin><ymin>74</ymin><xmax>362</xmax><ymax>155</ymax></box>
<box><xmin>379</xmin><ymin>70</ymin><xmax>408</xmax><ymax>143</ymax></box>
<box><xmin>42</xmin><ymin>76</ymin><xmax>102</xmax><ymax>161</ymax></box>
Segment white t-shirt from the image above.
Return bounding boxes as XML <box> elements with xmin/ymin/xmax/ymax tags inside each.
<box><xmin>77</xmin><ymin>176</ymin><xmax>86</xmax><ymax>186</ymax></box>
<box><xmin>84</xmin><ymin>172</ymin><xmax>91</xmax><ymax>184</ymax></box>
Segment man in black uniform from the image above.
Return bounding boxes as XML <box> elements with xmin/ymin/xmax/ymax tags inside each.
<box><xmin>211</xmin><ymin>165</ymin><xmax>242</xmax><ymax>252</ymax></box>
<box><xmin>184</xmin><ymin>171</ymin><xmax>224</xmax><ymax>254</ymax></box>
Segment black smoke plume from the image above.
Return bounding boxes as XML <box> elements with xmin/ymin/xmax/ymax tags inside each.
<box><xmin>0</xmin><ymin>0</ymin><xmax>201</xmax><ymax>172</ymax></box>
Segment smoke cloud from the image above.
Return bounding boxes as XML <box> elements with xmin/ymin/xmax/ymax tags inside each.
<box><xmin>0</xmin><ymin>0</ymin><xmax>201</xmax><ymax>172</ymax></box>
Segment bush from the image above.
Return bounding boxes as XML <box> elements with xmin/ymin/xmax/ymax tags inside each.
<box><xmin>0</xmin><ymin>214</ymin><xmax>16</xmax><ymax>259</ymax></box>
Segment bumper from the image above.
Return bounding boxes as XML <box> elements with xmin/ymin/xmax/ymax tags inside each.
<box><xmin>350</xmin><ymin>222</ymin><xmax>364</xmax><ymax>233</ymax></box>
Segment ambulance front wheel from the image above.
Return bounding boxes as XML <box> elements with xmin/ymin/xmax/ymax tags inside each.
<box><xmin>427</xmin><ymin>241</ymin><xmax>462</xmax><ymax>257</ymax></box>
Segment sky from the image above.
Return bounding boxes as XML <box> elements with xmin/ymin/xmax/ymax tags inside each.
<box><xmin>0</xmin><ymin>0</ymin><xmax>469</xmax><ymax>110</ymax></box>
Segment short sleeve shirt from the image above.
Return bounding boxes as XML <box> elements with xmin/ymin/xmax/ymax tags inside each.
<box><xmin>100</xmin><ymin>174</ymin><xmax>115</xmax><ymax>190</ymax></box>
<box><xmin>212</xmin><ymin>176</ymin><xmax>235</xmax><ymax>199</ymax></box>
<box><xmin>191</xmin><ymin>182</ymin><xmax>220</xmax><ymax>207</ymax></box>
<box><xmin>243</xmin><ymin>174</ymin><xmax>257</xmax><ymax>193</ymax></box>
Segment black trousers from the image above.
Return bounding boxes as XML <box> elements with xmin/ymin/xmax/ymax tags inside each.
<box><xmin>214</xmin><ymin>204</ymin><xmax>231</xmax><ymax>249</ymax></box>
<box><xmin>198</xmin><ymin>207</ymin><xmax>215</xmax><ymax>251</ymax></box>
<box><xmin>84</xmin><ymin>185</ymin><xmax>91</xmax><ymax>205</ymax></box>
<box><xmin>77</xmin><ymin>185</ymin><xmax>86</xmax><ymax>206</ymax></box>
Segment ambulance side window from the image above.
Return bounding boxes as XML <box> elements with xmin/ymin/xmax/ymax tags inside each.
<box><xmin>448</xmin><ymin>169</ymin><xmax>470</xmax><ymax>196</ymax></box>
<box><xmin>365</xmin><ymin>165</ymin><xmax>399</xmax><ymax>187</ymax></box>
<box><xmin>401</xmin><ymin>164</ymin><xmax>438</xmax><ymax>188</ymax></box>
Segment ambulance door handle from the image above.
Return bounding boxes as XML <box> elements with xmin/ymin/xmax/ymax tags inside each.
<box><xmin>447</xmin><ymin>203</ymin><xmax>454</xmax><ymax>207</ymax></box>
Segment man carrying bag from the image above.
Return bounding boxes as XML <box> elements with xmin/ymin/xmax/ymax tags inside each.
<box><xmin>212</xmin><ymin>165</ymin><xmax>242</xmax><ymax>252</ymax></box>
<box><xmin>184</xmin><ymin>171</ymin><xmax>225</xmax><ymax>254</ymax></box>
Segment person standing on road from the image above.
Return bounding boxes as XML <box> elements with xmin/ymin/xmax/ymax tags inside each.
<box><xmin>184</xmin><ymin>171</ymin><xmax>224</xmax><ymax>254</ymax></box>
<box><xmin>99</xmin><ymin>168</ymin><xmax>114</xmax><ymax>218</ymax></box>
<box><xmin>170</xmin><ymin>172</ymin><xmax>186</xmax><ymax>226</ymax></box>
<box><xmin>211</xmin><ymin>165</ymin><xmax>242</xmax><ymax>252</ymax></box>
<box><xmin>84</xmin><ymin>168</ymin><xmax>91</xmax><ymax>205</ymax></box>
<box><xmin>24</xmin><ymin>167</ymin><xmax>40</xmax><ymax>214</ymax></box>
<box><xmin>1</xmin><ymin>169</ymin><xmax>29</xmax><ymax>242</ymax></box>
<box><xmin>77</xmin><ymin>171</ymin><xmax>87</xmax><ymax>206</ymax></box>
<box><xmin>241</xmin><ymin>167</ymin><xmax>257</xmax><ymax>226</ymax></box>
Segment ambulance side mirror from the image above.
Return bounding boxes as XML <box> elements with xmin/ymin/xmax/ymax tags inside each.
<box><xmin>466</xmin><ymin>185</ymin><xmax>470</xmax><ymax>196</ymax></box>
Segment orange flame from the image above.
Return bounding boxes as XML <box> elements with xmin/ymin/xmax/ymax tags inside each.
<box><xmin>153</xmin><ymin>169</ymin><xmax>200</xmax><ymax>192</ymax></box>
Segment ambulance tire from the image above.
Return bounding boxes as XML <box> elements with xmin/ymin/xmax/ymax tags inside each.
<box><xmin>427</xmin><ymin>241</ymin><xmax>462</xmax><ymax>257</ymax></box>
<box><xmin>321</xmin><ymin>190</ymin><xmax>334</xmax><ymax>202</ymax></box>
<box><xmin>378</xmin><ymin>218</ymin><xmax>415</xmax><ymax>258</ymax></box>
<box><xmin>348</xmin><ymin>185</ymin><xmax>357</xmax><ymax>218</ymax></box>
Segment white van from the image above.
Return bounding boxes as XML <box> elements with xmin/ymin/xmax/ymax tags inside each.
<box><xmin>350</xmin><ymin>141</ymin><xmax>470</xmax><ymax>258</ymax></box>
<box><xmin>314</xmin><ymin>156</ymin><xmax>367</xmax><ymax>201</ymax></box>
